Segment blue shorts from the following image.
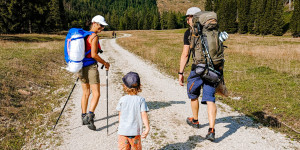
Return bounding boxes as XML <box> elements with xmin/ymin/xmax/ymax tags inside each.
<box><xmin>187</xmin><ymin>70</ymin><xmax>216</xmax><ymax>104</ymax></box>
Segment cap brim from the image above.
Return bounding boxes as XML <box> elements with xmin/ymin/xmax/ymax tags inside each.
<box><xmin>100</xmin><ymin>21</ymin><xmax>108</xmax><ymax>26</ymax></box>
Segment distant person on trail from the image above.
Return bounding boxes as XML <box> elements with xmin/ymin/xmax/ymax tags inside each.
<box><xmin>79</xmin><ymin>15</ymin><xmax>110</xmax><ymax>130</ymax></box>
<box><xmin>116</xmin><ymin>72</ymin><xmax>150</xmax><ymax>150</ymax></box>
<box><xmin>112</xmin><ymin>31</ymin><xmax>115</xmax><ymax>38</ymax></box>
<box><xmin>178</xmin><ymin>7</ymin><xmax>218</xmax><ymax>141</ymax></box>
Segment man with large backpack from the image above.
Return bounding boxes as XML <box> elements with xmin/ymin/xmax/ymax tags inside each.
<box><xmin>178</xmin><ymin>7</ymin><xmax>227</xmax><ymax>141</ymax></box>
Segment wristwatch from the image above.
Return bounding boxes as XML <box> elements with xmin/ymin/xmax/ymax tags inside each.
<box><xmin>178</xmin><ymin>72</ymin><xmax>183</xmax><ymax>75</ymax></box>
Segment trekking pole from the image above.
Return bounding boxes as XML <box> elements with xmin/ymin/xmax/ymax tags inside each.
<box><xmin>53</xmin><ymin>77</ymin><xmax>79</xmax><ymax>130</ymax></box>
<box><xmin>106</xmin><ymin>70</ymin><xmax>109</xmax><ymax>135</ymax></box>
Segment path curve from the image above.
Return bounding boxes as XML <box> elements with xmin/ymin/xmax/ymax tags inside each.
<box><xmin>57</xmin><ymin>34</ymin><xmax>300</xmax><ymax>150</ymax></box>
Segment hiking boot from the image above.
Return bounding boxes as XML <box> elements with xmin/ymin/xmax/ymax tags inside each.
<box><xmin>87</xmin><ymin>113</ymin><xmax>96</xmax><ymax>130</ymax></box>
<box><xmin>206</xmin><ymin>128</ymin><xmax>215</xmax><ymax>141</ymax></box>
<box><xmin>186</xmin><ymin>117</ymin><xmax>200</xmax><ymax>128</ymax></box>
<box><xmin>82</xmin><ymin>114</ymin><xmax>89</xmax><ymax>125</ymax></box>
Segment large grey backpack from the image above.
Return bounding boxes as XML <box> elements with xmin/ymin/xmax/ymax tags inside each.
<box><xmin>188</xmin><ymin>11</ymin><xmax>225</xmax><ymax>69</ymax></box>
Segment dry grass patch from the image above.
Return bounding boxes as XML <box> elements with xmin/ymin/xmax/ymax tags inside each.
<box><xmin>226</xmin><ymin>34</ymin><xmax>300</xmax><ymax>75</ymax></box>
<box><xmin>0</xmin><ymin>34</ymin><xmax>74</xmax><ymax>149</ymax></box>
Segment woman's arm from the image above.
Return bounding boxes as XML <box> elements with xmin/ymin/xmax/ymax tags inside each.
<box><xmin>90</xmin><ymin>35</ymin><xmax>110</xmax><ymax>69</ymax></box>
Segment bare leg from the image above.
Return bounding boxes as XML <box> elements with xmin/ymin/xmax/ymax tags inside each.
<box><xmin>207</xmin><ymin>101</ymin><xmax>217</xmax><ymax>128</ymax></box>
<box><xmin>89</xmin><ymin>83</ymin><xmax>100</xmax><ymax>112</ymax></box>
<box><xmin>81</xmin><ymin>83</ymin><xmax>90</xmax><ymax>114</ymax></box>
<box><xmin>191</xmin><ymin>98</ymin><xmax>199</xmax><ymax>120</ymax></box>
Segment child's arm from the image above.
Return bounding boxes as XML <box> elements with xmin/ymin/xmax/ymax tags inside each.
<box><xmin>118</xmin><ymin>111</ymin><xmax>121</xmax><ymax>122</ymax></box>
<box><xmin>141</xmin><ymin>111</ymin><xmax>150</xmax><ymax>138</ymax></box>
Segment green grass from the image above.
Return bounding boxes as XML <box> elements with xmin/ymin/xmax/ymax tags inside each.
<box><xmin>117</xmin><ymin>29</ymin><xmax>300</xmax><ymax>140</ymax></box>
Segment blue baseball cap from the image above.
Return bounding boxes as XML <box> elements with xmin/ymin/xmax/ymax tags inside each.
<box><xmin>122</xmin><ymin>72</ymin><xmax>140</xmax><ymax>88</ymax></box>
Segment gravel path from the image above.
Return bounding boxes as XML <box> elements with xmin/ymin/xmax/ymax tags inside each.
<box><xmin>57</xmin><ymin>34</ymin><xmax>300</xmax><ymax>150</ymax></box>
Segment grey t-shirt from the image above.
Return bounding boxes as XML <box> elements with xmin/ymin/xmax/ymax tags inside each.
<box><xmin>116</xmin><ymin>95</ymin><xmax>149</xmax><ymax>136</ymax></box>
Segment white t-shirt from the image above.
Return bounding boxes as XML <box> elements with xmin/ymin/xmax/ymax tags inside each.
<box><xmin>116</xmin><ymin>95</ymin><xmax>149</xmax><ymax>136</ymax></box>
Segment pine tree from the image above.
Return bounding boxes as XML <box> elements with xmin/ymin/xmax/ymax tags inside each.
<box><xmin>248</xmin><ymin>0</ymin><xmax>258</xmax><ymax>34</ymax></box>
<box><xmin>260</xmin><ymin>0</ymin><xmax>273</xmax><ymax>35</ymax></box>
<box><xmin>249</xmin><ymin>0</ymin><xmax>265</xmax><ymax>35</ymax></box>
<box><xmin>47</xmin><ymin>0</ymin><xmax>63</xmax><ymax>31</ymax></box>
<box><xmin>237</xmin><ymin>0</ymin><xmax>251</xmax><ymax>34</ymax></box>
<box><xmin>291</xmin><ymin>0</ymin><xmax>300</xmax><ymax>37</ymax></box>
<box><xmin>176</xmin><ymin>12</ymin><xmax>185</xmax><ymax>28</ymax></box>
<box><xmin>118</xmin><ymin>16</ymin><xmax>125</xmax><ymax>30</ymax></box>
<box><xmin>160</xmin><ymin>11</ymin><xmax>168</xmax><ymax>30</ymax></box>
<box><xmin>272</xmin><ymin>0</ymin><xmax>285</xmax><ymax>36</ymax></box>
<box><xmin>110</xmin><ymin>10</ymin><xmax>119</xmax><ymax>30</ymax></box>
<box><xmin>218</xmin><ymin>0</ymin><xmax>238</xmax><ymax>33</ymax></box>
<box><xmin>167</xmin><ymin>12</ymin><xmax>176</xmax><ymax>29</ymax></box>
<box><xmin>152</xmin><ymin>13</ymin><xmax>160</xmax><ymax>29</ymax></box>
<box><xmin>205</xmin><ymin>0</ymin><xmax>213</xmax><ymax>11</ymax></box>
<box><xmin>0</xmin><ymin>0</ymin><xmax>24</xmax><ymax>33</ymax></box>
<box><xmin>143</xmin><ymin>11</ymin><xmax>152</xmax><ymax>30</ymax></box>
<box><xmin>214</xmin><ymin>0</ymin><xmax>222</xmax><ymax>12</ymax></box>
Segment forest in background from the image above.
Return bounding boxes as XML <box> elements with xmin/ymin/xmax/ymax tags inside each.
<box><xmin>0</xmin><ymin>0</ymin><xmax>299</xmax><ymax>36</ymax></box>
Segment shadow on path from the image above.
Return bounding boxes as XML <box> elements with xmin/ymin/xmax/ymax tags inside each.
<box><xmin>159</xmin><ymin>135</ymin><xmax>205</xmax><ymax>150</ymax></box>
<box><xmin>159</xmin><ymin>115</ymin><xmax>257</xmax><ymax>149</ymax></box>
<box><xmin>147</xmin><ymin>101</ymin><xmax>186</xmax><ymax>110</ymax></box>
<box><xmin>96</xmin><ymin>121</ymin><xmax>119</xmax><ymax>132</ymax></box>
<box><xmin>94</xmin><ymin>114</ymin><xmax>118</xmax><ymax>123</ymax></box>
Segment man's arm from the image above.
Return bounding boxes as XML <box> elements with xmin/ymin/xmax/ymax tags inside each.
<box><xmin>179</xmin><ymin>45</ymin><xmax>190</xmax><ymax>86</ymax></box>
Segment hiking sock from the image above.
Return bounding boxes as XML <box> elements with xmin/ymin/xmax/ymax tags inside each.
<box><xmin>89</xmin><ymin>111</ymin><xmax>94</xmax><ymax>114</ymax></box>
<box><xmin>192</xmin><ymin>119</ymin><xmax>198</xmax><ymax>123</ymax></box>
<box><xmin>209</xmin><ymin>128</ymin><xmax>215</xmax><ymax>133</ymax></box>
<box><xmin>206</xmin><ymin>128</ymin><xmax>216</xmax><ymax>141</ymax></box>
<box><xmin>82</xmin><ymin>113</ymin><xmax>87</xmax><ymax>118</ymax></box>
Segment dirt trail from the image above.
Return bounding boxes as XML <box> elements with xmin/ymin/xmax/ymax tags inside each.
<box><xmin>56</xmin><ymin>34</ymin><xmax>299</xmax><ymax>150</ymax></box>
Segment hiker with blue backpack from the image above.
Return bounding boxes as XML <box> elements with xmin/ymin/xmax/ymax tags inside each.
<box><xmin>178</xmin><ymin>7</ymin><xmax>228</xmax><ymax>141</ymax></box>
<box><xmin>79</xmin><ymin>15</ymin><xmax>110</xmax><ymax>130</ymax></box>
<box><xmin>64</xmin><ymin>15</ymin><xmax>110</xmax><ymax>130</ymax></box>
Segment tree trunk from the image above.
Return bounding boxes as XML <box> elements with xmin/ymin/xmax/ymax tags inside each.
<box><xmin>29</xmin><ymin>19</ymin><xmax>32</xmax><ymax>33</ymax></box>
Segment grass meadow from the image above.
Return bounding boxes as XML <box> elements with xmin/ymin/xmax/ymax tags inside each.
<box><xmin>117</xmin><ymin>29</ymin><xmax>300</xmax><ymax>140</ymax></box>
<box><xmin>0</xmin><ymin>34</ymin><xmax>74</xmax><ymax>149</ymax></box>
<box><xmin>0</xmin><ymin>31</ymin><xmax>112</xmax><ymax>149</ymax></box>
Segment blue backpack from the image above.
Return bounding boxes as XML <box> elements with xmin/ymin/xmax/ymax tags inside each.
<box><xmin>64</xmin><ymin>28</ymin><xmax>97</xmax><ymax>72</ymax></box>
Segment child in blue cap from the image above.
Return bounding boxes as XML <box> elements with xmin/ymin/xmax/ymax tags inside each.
<box><xmin>116</xmin><ymin>72</ymin><xmax>150</xmax><ymax>150</ymax></box>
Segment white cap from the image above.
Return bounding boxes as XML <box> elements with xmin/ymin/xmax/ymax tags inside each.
<box><xmin>91</xmin><ymin>15</ymin><xmax>108</xmax><ymax>26</ymax></box>
<box><xmin>186</xmin><ymin>7</ymin><xmax>201</xmax><ymax>16</ymax></box>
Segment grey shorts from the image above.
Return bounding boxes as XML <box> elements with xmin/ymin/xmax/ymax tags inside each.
<box><xmin>77</xmin><ymin>63</ymin><xmax>100</xmax><ymax>84</ymax></box>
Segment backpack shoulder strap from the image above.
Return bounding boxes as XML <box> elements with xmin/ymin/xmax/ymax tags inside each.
<box><xmin>186</xmin><ymin>30</ymin><xmax>200</xmax><ymax>66</ymax></box>
<box><xmin>88</xmin><ymin>33</ymin><xmax>98</xmax><ymax>43</ymax></box>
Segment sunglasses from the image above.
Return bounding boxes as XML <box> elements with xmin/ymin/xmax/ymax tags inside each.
<box><xmin>186</xmin><ymin>15</ymin><xmax>193</xmax><ymax>20</ymax></box>
<box><xmin>95</xmin><ymin>22</ymin><xmax>105</xmax><ymax>28</ymax></box>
